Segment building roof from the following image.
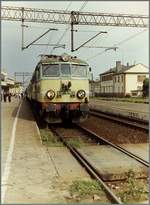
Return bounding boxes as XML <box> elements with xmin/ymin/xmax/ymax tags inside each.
<box><xmin>100</xmin><ymin>64</ymin><xmax>134</xmax><ymax>76</ymax></box>
<box><xmin>99</xmin><ymin>63</ymin><xmax>148</xmax><ymax>76</ymax></box>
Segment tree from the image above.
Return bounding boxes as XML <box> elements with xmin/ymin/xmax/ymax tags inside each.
<box><xmin>142</xmin><ymin>78</ymin><xmax>149</xmax><ymax>97</ymax></box>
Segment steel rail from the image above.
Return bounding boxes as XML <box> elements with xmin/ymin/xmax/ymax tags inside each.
<box><xmin>51</xmin><ymin>126</ymin><xmax>122</xmax><ymax>204</ymax></box>
<box><xmin>77</xmin><ymin>125</ymin><xmax>149</xmax><ymax>167</ymax></box>
<box><xmin>90</xmin><ymin>109</ymin><xmax>149</xmax><ymax>131</ymax></box>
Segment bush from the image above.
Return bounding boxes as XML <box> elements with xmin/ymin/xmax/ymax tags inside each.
<box><xmin>142</xmin><ymin>78</ymin><xmax>149</xmax><ymax>97</ymax></box>
<box><xmin>125</xmin><ymin>94</ymin><xmax>131</xmax><ymax>98</ymax></box>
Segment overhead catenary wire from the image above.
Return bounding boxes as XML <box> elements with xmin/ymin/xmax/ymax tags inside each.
<box><xmin>20</xmin><ymin>24</ymin><xmax>114</xmax><ymax>33</ymax></box>
<box><xmin>65</xmin><ymin>1</ymin><xmax>72</xmax><ymax>11</ymax></box>
<box><xmin>86</xmin><ymin>28</ymin><xmax>148</xmax><ymax>61</ymax></box>
<box><xmin>50</xmin><ymin>1</ymin><xmax>88</xmax><ymax>54</ymax></box>
<box><xmin>44</xmin><ymin>30</ymin><xmax>55</xmax><ymax>53</ymax></box>
<box><xmin>113</xmin><ymin>28</ymin><xmax>148</xmax><ymax>47</ymax></box>
<box><xmin>78</xmin><ymin>1</ymin><xmax>88</xmax><ymax>12</ymax></box>
<box><xmin>50</xmin><ymin>2</ymin><xmax>73</xmax><ymax>54</ymax></box>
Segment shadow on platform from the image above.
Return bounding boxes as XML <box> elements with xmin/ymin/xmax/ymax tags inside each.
<box><xmin>12</xmin><ymin>98</ymin><xmax>35</xmax><ymax>121</ymax></box>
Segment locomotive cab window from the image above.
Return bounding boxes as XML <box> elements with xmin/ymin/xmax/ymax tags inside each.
<box><xmin>71</xmin><ymin>64</ymin><xmax>87</xmax><ymax>77</ymax></box>
<box><xmin>61</xmin><ymin>64</ymin><xmax>71</xmax><ymax>76</ymax></box>
<box><xmin>42</xmin><ymin>64</ymin><xmax>60</xmax><ymax>77</ymax></box>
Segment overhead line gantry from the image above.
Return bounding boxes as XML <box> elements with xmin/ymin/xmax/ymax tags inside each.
<box><xmin>1</xmin><ymin>6</ymin><xmax>148</xmax><ymax>27</ymax></box>
<box><xmin>1</xmin><ymin>6</ymin><xmax>149</xmax><ymax>51</ymax></box>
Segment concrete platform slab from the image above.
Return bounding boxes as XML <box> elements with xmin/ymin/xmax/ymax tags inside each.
<box><xmin>119</xmin><ymin>143</ymin><xmax>149</xmax><ymax>162</ymax></box>
<box><xmin>2</xmin><ymin>99</ymin><xmax>57</xmax><ymax>203</ymax></box>
<box><xmin>2</xmin><ymin>98</ymin><xmax>20</xmax><ymax>171</ymax></box>
<box><xmin>47</xmin><ymin>147</ymin><xmax>90</xmax><ymax>181</ymax></box>
<box><xmin>89</xmin><ymin>99</ymin><xmax>149</xmax><ymax>121</ymax></box>
<box><xmin>2</xmin><ymin>98</ymin><xmax>91</xmax><ymax>204</ymax></box>
<box><xmin>78</xmin><ymin>145</ymin><xmax>148</xmax><ymax>181</ymax></box>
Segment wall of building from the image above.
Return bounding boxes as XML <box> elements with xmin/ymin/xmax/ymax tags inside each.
<box><xmin>89</xmin><ymin>81</ymin><xmax>101</xmax><ymax>96</ymax></box>
<box><xmin>125</xmin><ymin>73</ymin><xmax>149</xmax><ymax>94</ymax></box>
<box><xmin>91</xmin><ymin>63</ymin><xmax>149</xmax><ymax>97</ymax></box>
<box><xmin>113</xmin><ymin>74</ymin><xmax>125</xmax><ymax>95</ymax></box>
<box><xmin>101</xmin><ymin>80</ymin><xmax>113</xmax><ymax>93</ymax></box>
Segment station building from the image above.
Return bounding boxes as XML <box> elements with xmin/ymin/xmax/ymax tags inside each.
<box><xmin>1</xmin><ymin>71</ymin><xmax>23</xmax><ymax>96</ymax></box>
<box><xmin>89</xmin><ymin>80</ymin><xmax>101</xmax><ymax>97</ymax></box>
<box><xmin>90</xmin><ymin>61</ymin><xmax>149</xmax><ymax>97</ymax></box>
<box><xmin>1</xmin><ymin>71</ymin><xmax>14</xmax><ymax>92</ymax></box>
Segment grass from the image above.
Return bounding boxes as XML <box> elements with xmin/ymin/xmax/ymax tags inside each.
<box><xmin>91</xmin><ymin>97</ymin><xmax>149</xmax><ymax>104</ymax></box>
<box><xmin>117</xmin><ymin>170</ymin><xmax>148</xmax><ymax>203</ymax></box>
<box><xmin>69</xmin><ymin>180</ymin><xmax>102</xmax><ymax>198</ymax></box>
<box><xmin>39</xmin><ymin>128</ymin><xmax>63</xmax><ymax>147</ymax></box>
<box><xmin>67</xmin><ymin>138</ymin><xmax>82</xmax><ymax>148</ymax></box>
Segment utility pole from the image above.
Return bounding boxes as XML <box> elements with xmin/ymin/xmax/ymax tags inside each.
<box><xmin>21</xmin><ymin>7</ymin><xmax>25</xmax><ymax>50</ymax></box>
<box><xmin>14</xmin><ymin>72</ymin><xmax>32</xmax><ymax>92</ymax></box>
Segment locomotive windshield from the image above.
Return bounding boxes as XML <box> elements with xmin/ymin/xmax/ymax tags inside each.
<box><xmin>61</xmin><ymin>64</ymin><xmax>71</xmax><ymax>76</ymax></box>
<box><xmin>42</xmin><ymin>63</ymin><xmax>88</xmax><ymax>78</ymax></box>
<box><xmin>71</xmin><ymin>64</ymin><xmax>87</xmax><ymax>77</ymax></box>
<box><xmin>42</xmin><ymin>64</ymin><xmax>59</xmax><ymax>77</ymax></box>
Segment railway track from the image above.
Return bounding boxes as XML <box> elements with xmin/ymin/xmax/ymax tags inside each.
<box><xmin>90</xmin><ymin>108</ymin><xmax>149</xmax><ymax>131</ymax></box>
<box><xmin>77</xmin><ymin>124</ymin><xmax>149</xmax><ymax>167</ymax></box>
<box><xmin>50</xmin><ymin>126</ymin><xmax>122</xmax><ymax>204</ymax></box>
<box><xmin>49</xmin><ymin>124</ymin><xmax>148</xmax><ymax>204</ymax></box>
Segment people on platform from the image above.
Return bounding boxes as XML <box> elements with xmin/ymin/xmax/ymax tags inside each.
<box><xmin>2</xmin><ymin>88</ymin><xmax>24</xmax><ymax>102</ymax></box>
<box><xmin>3</xmin><ymin>87</ymin><xmax>11</xmax><ymax>102</ymax></box>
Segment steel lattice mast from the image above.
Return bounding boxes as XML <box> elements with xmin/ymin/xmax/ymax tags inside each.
<box><xmin>1</xmin><ymin>6</ymin><xmax>149</xmax><ymax>28</ymax></box>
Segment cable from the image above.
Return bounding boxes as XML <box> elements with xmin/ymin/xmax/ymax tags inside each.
<box><xmin>86</xmin><ymin>28</ymin><xmax>148</xmax><ymax>61</ymax></box>
<box><xmin>44</xmin><ymin>30</ymin><xmax>54</xmax><ymax>53</ymax></box>
<box><xmin>79</xmin><ymin>1</ymin><xmax>88</xmax><ymax>12</ymax></box>
<box><xmin>50</xmin><ymin>1</ymin><xmax>88</xmax><ymax>54</ymax></box>
<box><xmin>65</xmin><ymin>1</ymin><xmax>72</xmax><ymax>11</ymax></box>
<box><xmin>113</xmin><ymin>29</ymin><xmax>148</xmax><ymax>47</ymax></box>
<box><xmin>50</xmin><ymin>26</ymin><xmax>69</xmax><ymax>54</ymax></box>
<box><xmin>50</xmin><ymin>2</ymin><xmax>73</xmax><ymax>54</ymax></box>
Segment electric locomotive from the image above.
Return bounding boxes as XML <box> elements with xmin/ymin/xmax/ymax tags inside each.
<box><xmin>26</xmin><ymin>53</ymin><xmax>90</xmax><ymax>123</ymax></box>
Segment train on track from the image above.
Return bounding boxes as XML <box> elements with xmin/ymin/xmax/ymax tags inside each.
<box><xmin>26</xmin><ymin>53</ymin><xmax>91</xmax><ymax>123</ymax></box>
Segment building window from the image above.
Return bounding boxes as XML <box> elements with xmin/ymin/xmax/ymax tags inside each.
<box><xmin>121</xmin><ymin>75</ymin><xmax>123</xmax><ymax>82</ymax></box>
<box><xmin>137</xmin><ymin>75</ymin><xmax>146</xmax><ymax>82</ymax></box>
<box><xmin>137</xmin><ymin>86</ymin><xmax>142</xmax><ymax>90</ymax></box>
<box><xmin>118</xmin><ymin>76</ymin><xmax>120</xmax><ymax>82</ymax></box>
<box><xmin>1</xmin><ymin>75</ymin><xmax>4</xmax><ymax>81</ymax></box>
<box><xmin>101</xmin><ymin>74</ymin><xmax>113</xmax><ymax>81</ymax></box>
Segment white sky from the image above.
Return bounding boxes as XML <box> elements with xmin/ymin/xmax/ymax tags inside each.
<box><xmin>2</xmin><ymin>1</ymin><xmax>149</xmax><ymax>80</ymax></box>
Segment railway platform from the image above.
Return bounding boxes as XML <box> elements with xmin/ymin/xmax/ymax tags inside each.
<box><xmin>1</xmin><ymin>97</ymin><xmax>90</xmax><ymax>204</ymax></box>
<box><xmin>89</xmin><ymin>99</ymin><xmax>149</xmax><ymax>121</ymax></box>
<box><xmin>1</xmin><ymin>97</ymin><xmax>56</xmax><ymax>203</ymax></box>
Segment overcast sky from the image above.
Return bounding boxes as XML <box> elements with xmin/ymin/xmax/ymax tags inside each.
<box><xmin>2</xmin><ymin>1</ymin><xmax>149</xmax><ymax>81</ymax></box>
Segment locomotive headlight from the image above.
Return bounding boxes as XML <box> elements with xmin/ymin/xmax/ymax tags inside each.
<box><xmin>46</xmin><ymin>90</ymin><xmax>55</xmax><ymax>100</ymax></box>
<box><xmin>77</xmin><ymin>90</ymin><xmax>86</xmax><ymax>99</ymax></box>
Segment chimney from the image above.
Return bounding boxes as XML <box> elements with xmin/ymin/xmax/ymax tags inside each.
<box><xmin>116</xmin><ymin>61</ymin><xmax>121</xmax><ymax>72</ymax></box>
<box><xmin>127</xmin><ymin>62</ymin><xmax>129</xmax><ymax>68</ymax></box>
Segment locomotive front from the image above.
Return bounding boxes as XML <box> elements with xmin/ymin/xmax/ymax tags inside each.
<box><xmin>30</xmin><ymin>54</ymin><xmax>90</xmax><ymax>123</ymax></box>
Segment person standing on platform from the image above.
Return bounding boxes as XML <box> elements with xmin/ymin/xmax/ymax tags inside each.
<box><xmin>3</xmin><ymin>88</ymin><xmax>8</xmax><ymax>102</ymax></box>
<box><xmin>3</xmin><ymin>87</ymin><xmax>11</xmax><ymax>102</ymax></box>
<box><xmin>1</xmin><ymin>89</ymin><xmax>4</xmax><ymax>102</ymax></box>
<box><xmin>8</xmin><ymin>92</ymin><xmax>11</xmax><ymax>102</ymax></box>
<box><xmin>21</xmin><ymin>92</ymin><xmax>24</xmax><ymax>99</ymax></box>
